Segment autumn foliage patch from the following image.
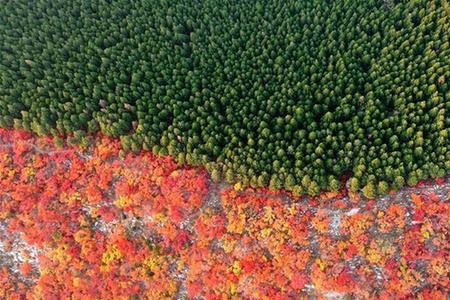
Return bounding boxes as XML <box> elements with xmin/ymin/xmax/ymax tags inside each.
<box><xmin>0</xmin><ymin>129</ymin><xmax>449</xmax><ymax>299</ymax></box>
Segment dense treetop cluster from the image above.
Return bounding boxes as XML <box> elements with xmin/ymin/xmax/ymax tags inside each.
<box><xmin>0</xmin><ymin>0</ymin><xmax>449</xmax><ymax>196</ymax></box>
<box><xmin>1</xmin><ymin>128</ymin><xmax>449</xmax><ymax>299</ymax></box>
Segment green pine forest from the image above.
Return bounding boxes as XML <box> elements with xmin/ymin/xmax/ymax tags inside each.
<box><xmin>1</xmin><ymin>0</ymin><xmax>449</xmax><ymax>197</ymax></box>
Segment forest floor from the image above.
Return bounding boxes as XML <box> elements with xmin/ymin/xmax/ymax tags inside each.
<box><xmin>0</xmin><ymin>128</ymin><xmax>449</xmax><ymax>299</ymax></box>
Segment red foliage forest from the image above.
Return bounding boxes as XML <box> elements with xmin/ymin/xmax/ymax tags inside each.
<box><xmin>0</xmin><ymin>129</ymin><xmax>449</xmax><ymax>299</ymax></box>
